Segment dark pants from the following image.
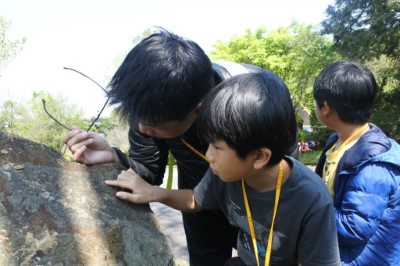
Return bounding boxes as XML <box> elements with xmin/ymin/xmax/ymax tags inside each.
<box><xmin>224</xmin><ymin>257</ymin><xmax>246</xmax><ymax>266</ymax></box>
<box><xmin>182</xmin><ymin>209</ymin><xmax>238</xmax><ymax>266</ymax></box>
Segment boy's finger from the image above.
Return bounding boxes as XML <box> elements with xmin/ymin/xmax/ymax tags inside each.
<box><xmin>105</xmin><ymin>180</ymin><xmax>133</xmax><ymax>191</ymax></box>
<box><xmin>105</xmin><ymin>180</ymin><xmax>119</xmax><ymax>187</ymax></box>
<box><xmin>63</xmin><ymin>129</ymin><xmax>81</xmax><ymax>143</ymax></box>
<box><xmin>72</xmin><ymin>145</ymin><xmax>86</xmax><ymax>161</ymax></box>
<box><xmin>116</xmin><ymin>191</ymin><xmax>134</xmax><ymax>201</ymax></box>
<box><xmin>116</xmin><ymin>191</ymin><xmax>148</xmax><ymax>204</ymax></box>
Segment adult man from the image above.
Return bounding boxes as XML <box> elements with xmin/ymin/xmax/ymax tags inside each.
<box><xmin>64</xmin><ymin>29</ymin><xmax>297</xmax><ymax>265</ymax></box>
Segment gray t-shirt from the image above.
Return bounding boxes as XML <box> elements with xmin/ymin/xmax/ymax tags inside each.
<box><xmin>194</xmin><ymin>157</ymin><xmax>340</xmax><ymax>266</ymax></box>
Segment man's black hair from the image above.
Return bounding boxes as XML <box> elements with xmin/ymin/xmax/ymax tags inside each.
<box><xmin>313</xmin><ymin>60</ymin><xmax>378</xmax><ymax>124</ymax></box>
<box><xmin>198</xmin><ymin>71</ymin><xmax>297</xmax><ymax>165</ymax></box>
<box><xmin>108</xmin><ymin>29</ymin><xmax>213</xmax><ymax>125</ymax></box>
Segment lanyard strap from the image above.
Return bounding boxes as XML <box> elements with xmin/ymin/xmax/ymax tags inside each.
<box><xmin>330</xmin><ymin>123</ymin><xmax>369</xmax><ymax>161</ymax></box>
<box><xmin>181</xmin><ymin>138</ymin><xmax>210</xmax><ymax>162</ymax></box>
<box><xmin>242</xmin><ymin>162</ymin><xmax>282</xmax><ymax>266</ymax></box>
<box><xmin>181</xmin><ymin>138</ymin><xmax>282</xmax><ymax>265</ymax></box>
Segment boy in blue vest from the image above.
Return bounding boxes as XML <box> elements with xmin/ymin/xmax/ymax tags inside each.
<box><xmin>106</xmin><ymin>71</ymin><xmax>340</xmax><ymax>265</ymax></box>
<box><xmin>314</xmin><ymin>60</ymin><xmax>400</xmax><ymax>265</ymax></box>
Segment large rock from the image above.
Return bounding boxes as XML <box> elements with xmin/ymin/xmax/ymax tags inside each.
<box><xmin>0</xmin><ymin>132</ymin><xmax>179</xmax><ymax>265</ymax></box>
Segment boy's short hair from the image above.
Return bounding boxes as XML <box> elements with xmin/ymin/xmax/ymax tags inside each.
<box><xmin>107</xmin><ymin>29</ymin><xmax>213</xmax><ymax>125</ymax></box>
<box><xmin>313</xmin><ymin>60</ymin><xmax>378</xmax><ymax>123</ymax></box>
<box><xmin>198</xmin><ymin>71</ymin><xmax>297</xmax><ymax>165</ymax></box>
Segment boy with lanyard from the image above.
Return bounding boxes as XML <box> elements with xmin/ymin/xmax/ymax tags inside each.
<box><xmin>105</xmin><ymin>71</ymin><xmax>340</xmax><ymax>265</ymax></box>
<box><xmin>314</xmin><ymin>60</ymin><xmax>400</xmax><ymax>265</ymax></box>
<box><xmin>64</xmin><ymin>29</ymin><xmax>299</xmax><ymax>265</ymax></box>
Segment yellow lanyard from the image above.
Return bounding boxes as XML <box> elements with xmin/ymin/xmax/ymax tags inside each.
<box><xmin>181</xmin><ymin>138</ymin><xmax>282</xmax><ymax>265</ymax></box>
<box><xmin>181</xmin><ymin>138</ymin><xmax>210</xmax><ymax>162</ymax></box>
<box><xmin>329</xmin><ymin>123</ymin><xmax>369</xmax><ymax>161</ymax></box>
<box><xmin>242</xmin><ymin>162</ymin><xmax>282</xmax><ymax>266</ymax></box>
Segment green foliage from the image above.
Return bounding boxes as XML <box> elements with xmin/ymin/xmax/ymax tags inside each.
<box><xmin>0</xmin><ymin>16</ymin><xmax>26</xmax><ymax>74</ymax></box>
<box><xmin>298</xmin><ymin>149</ymin><xmax>322</xmax><ymax>165</ymax></box>
<box><xmin>0</xmin><ymin>91</ymin><xmax>86</xmax><ymax>151</ymax></box>
<box><xmin>321</xmin><ymin>0</ymin><xmax>400</xmax><ymax>62</ymax></box>
<box><xmin>298</xmin><ymin>129</ymin><xmax>306</xmax><ymax>143</ymax></box>
<box><xmin>0</xmin><ymin>100</ymin><xmax>27</xmax><ymax>134</ymax></box>
<box><xmin>366</xmin><ymin>55</ymin><xmax>400</xmax><ymax>89</ymax></box>
<box><xmin>321</xmin><ymin>0</ymin><xmax>400</xmax><ymax>140</ymax></box>
<box><xmin>210</xmin><ymin>23</ymin><xmax>342</xmax><ymax>149</ymax></box>
<box><xmin>0</xmin><ymin>93</ymin><xmax>131</xmax><ymax>157</ymax></box>
<box><xmin>365</xmin><ymin>56</ymin><xmax>400</xmax><ymax>141</ymax></box>
<box><xmin>210</xmin><ymin>22</ymin><xmax>339</xmax><ymax>110</ymax></box>
<box><xmin>98</xmin><ymin>110</ymin><xmax>130</xmax><ymax>152</ymax></box>
<box><xmin>309</xmin><ymin>126</ymin><xmax>335</xmax><ymax>149</ymax></box>
<box><xmin>371</xmin><ymin>88</ymin><xmax>400</xmax><ymax>142</ymax></box>
<box><xmin>25</xmin><ymin>91</ymin><xmax>87</xmax><ymax>151</ymax></box>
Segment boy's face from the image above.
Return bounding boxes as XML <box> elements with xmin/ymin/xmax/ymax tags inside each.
<box><xmin>314</xmin><ymin>100</ymin><xmax>332</xmax><ymax>128</ymax></box>
<box><xmin>138</xmin><ymin>105</ymin><xmax>199</xmax><ymax>139</ymax></box>
<box><xmin>206</xmin><ymin>140</ymin><xmax>255</xmax><ymax>182</ymax></box>
<box><xmin>314</xmin><ymin>101</ymin><xmax>324</xmax><ymax>124</ymax></box>
<box><xmin>139</xmin><ymin>119</ymin><xmax>194</xmax><ymax>139</ymax></box>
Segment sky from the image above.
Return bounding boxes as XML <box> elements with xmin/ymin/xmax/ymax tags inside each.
<box><xmin>0</xmin><ymin>0</ymin><xmax>334</xmax><ymax>118</ymax></box>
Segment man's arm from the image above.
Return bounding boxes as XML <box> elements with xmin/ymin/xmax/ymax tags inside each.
<box><xmin>105</xmin><ymin>168</ymin><xmax>203</xmax><ymax>212</ymax></box>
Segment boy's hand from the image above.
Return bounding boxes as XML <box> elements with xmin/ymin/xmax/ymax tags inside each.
<box><xmin>105</xmin><ymin>168</ymin><xmax>160</xmax><ymax>204</ymax></box>
<box><xmin>63</xmin><ymin>126</ymin><xmax>119</xmax><ymax>164</ymax></box>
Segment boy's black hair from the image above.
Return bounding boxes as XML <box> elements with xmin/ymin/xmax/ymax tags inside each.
<box><xmin>107</xmin><ymin>29</ymin><xmax>213</xmax><ymax>125</ymax></box>
<box><xmin>197</xmin><ymin>71</ymin><xmax>297</xmax><ymax>166</ymax></box>
<box><xmin>313</xmin><ymin>60</ymin><xmax>378</xmax><ymax>124</ymax></box>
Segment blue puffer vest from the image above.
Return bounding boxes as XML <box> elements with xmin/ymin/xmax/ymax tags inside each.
<box><xmin>316</xmin><ymin>124</ymin><xmax>400</xmax><ymax>265</ymax></box>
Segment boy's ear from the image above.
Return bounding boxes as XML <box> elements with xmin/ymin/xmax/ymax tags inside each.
<box><xmin>253</xmin><ymin>147</ymin><xmax>272</xmax><ymax>169</ymax></box>
<box><xmin>320</xmin><ymin>101</ymin><xmax>333</xmax><ymax>116</ymax></box>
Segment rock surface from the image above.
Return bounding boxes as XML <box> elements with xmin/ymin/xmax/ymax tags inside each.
<box><xmin>0</xmin><ymin>132</ymin><xmax>178</xmax><ymax>266</ymax></box>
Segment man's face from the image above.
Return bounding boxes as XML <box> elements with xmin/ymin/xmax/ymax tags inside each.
<box><xmin>138</xmin><ymin>111</ymin><xmax>198</xmax><ymax>139</ymax></box>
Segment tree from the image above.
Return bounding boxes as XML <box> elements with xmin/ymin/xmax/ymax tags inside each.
<box><xmin>0</xmin><ymin>16</ymin><xmax>26</xmax><ymax>75</ymax></box>
<box><xmin>368</xmin><ymin>56</ymin><xmax>400</xmax><ymax>141</ymax></box>
<box><xmin>322</xmin><ymin>0</ymin><xmax>400</xmax><ymax>141</ymax></box>
<box><xmin>0</xmin><ymin>100</ymin><xmax>27</xmax><ymax>134</ymax></box>
<box><xmin>10</xmin><ymin>91</ymin><xmax>87</xmax><ymax>151</ymax></box>
<box><xmin>210</xmin><ymin>22</ymin><xmax>338</xmax><ymax>111</ymax></box>
<box><xmin>0</xmin><ymin>17</ymin><xmax>26</xmax><ymax>134</ymax></box>
<box><xmin>0</xmin><ymin>92</ymin><xmax>86</xmax><ymax>151</ymax></box>
<box><xmin>321</xmin><ymin>0</ymin><xmax>400</xmax><ymax>61</ymax></box>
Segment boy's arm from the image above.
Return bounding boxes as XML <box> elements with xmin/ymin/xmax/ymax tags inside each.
<box><xmin>105</xmin><ymin>168</ymin><xmax>203</xmax><ymax>212</ymax></box>
<box><xmin>335</xmin><ymin>164</ymin><xmax>393</xmax><ymax>245</ymax></box>
<box><xmin>125</xmin><ymin>123</ymin><xmax>169</xmax><ymax>186</ymax></box>
<box><xmin>298</xmin><ymin>202</ymin><xmax>341</xmax><ymax>266</ymax></box>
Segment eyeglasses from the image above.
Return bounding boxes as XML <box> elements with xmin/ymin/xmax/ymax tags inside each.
<box><xmin>42</xmin><ymin>67</ymin><xmax>110</xmax><ymax>132</ymax></box>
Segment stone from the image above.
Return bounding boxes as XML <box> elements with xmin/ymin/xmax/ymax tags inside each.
<box><xmin>0</xmin><ymin>132</ymin><xmax>179</xmax><ymax>265</ymax></box>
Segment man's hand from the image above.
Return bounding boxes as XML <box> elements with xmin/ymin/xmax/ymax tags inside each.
<box><xmin>63</xmin><ymin>126</ymin><xmax>119</xmax><ymax>164</ymax></box>
<box><xmin>105</xmin><ymin>168</ymin><xmax>160</xmax><ymax>204</ymax></box>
